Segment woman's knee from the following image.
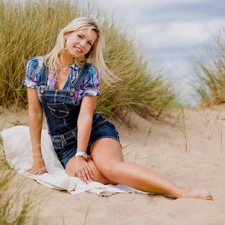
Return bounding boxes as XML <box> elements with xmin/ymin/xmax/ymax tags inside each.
<box><xmin>87</xmin><ymin>157</ymin><xmax>116</xmax><ymax>185</ymax></box>
<box><xmin>90</xmin><ymin>138</ymin><xmax>124</xmax><ymax>183</ymax></box>
<box><xmin>97</xmin><ymin>161</ymin><xmax>122</xmax><ymax>182</ymax></box>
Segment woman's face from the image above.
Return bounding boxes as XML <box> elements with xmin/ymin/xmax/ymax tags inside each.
<box><xmin>64</xmin><ymin>29</ymin><xmax>97</xmax><ymax>60</ymax></box>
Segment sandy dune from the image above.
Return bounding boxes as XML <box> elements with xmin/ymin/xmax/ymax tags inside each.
<box><xmin>1</xmin><ymin>105</ymin><xmax>225</xmax><ymax>225</ymax></box>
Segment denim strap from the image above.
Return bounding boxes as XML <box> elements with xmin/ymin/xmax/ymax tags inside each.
<box><xmin>71</xmin><ymin>63</ymin><xmax>91</xmax><ymax>89</ymax></box>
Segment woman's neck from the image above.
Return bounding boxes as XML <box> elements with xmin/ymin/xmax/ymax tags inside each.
<box><xmin>59</xmin><ymin>53</ymin><xmax>74</xmax><ymax>68</ymax></box>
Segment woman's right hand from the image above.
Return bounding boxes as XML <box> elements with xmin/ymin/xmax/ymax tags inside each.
<box><xmin>66</xmin><ymin>156</ymin><xmax>94</xmax><ymax>183</ymax></box>
<box><xmin>26</xmin><ymin>156</ymin><xmax>47</xmax><ymax>175</ymax></box>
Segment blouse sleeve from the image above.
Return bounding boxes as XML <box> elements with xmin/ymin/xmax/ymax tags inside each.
<box><xmin>22</xmin><ymin>57</ymin><xmax>43</xmax><ymax>89</ymax></box>
<box><xmin>81</xmin><ymin>66</ymin><xmax>100</xmax><ymax>97</ymax></box>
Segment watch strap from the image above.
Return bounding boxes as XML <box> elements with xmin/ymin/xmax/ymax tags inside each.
<box><xmin>74</xmin><ymin>152</ymin><xmax>87</xmax><ymax>160</ymax></box>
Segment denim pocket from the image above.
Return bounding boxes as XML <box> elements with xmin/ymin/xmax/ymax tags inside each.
<box><xmin>47</xmin><ymin>103</ymin><xmax>69</xmax><ymax>118</ymax></box>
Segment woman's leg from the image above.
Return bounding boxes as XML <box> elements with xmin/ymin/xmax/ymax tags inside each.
<box><xmin>86</xmin><ymin>156</ymin><xmax>117</xmax><ymax>185</ymax></box>
<box><xmin>66</xmin><ymin>156</ymin><xmax>116</xmax><ymax>185</ymax></box>
<box><xmin>90</xmin><ymin>138</ymin><xmax>213</xmax><ymax>200</ymax></box>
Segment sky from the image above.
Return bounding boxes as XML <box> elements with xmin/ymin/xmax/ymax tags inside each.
<box><xmin>80</xmin><ymin>0</ymin><xmax>225</xmax><ymax>104</ymax></box>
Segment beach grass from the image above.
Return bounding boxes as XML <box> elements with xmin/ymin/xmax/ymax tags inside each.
<box><xmin>0</xmin><ymin>152</ymin><xmax>40</xmax><ymax>225</ymax></box>
<box><xmin>0</xmin><ymin>132</ymin><xmax>37</xmax><ymax>224</ymax></box>
<box><xmin>192</xmin><ymin>27</ymin><xmax>225</xmax><ymax>107</ymax></box>
<box><xmin>0</xmin><ymin>0</ymin><xmax>177</xmax><ymax>120</ymax></box>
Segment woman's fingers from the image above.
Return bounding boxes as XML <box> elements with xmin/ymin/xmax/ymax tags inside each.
<box><xmin>75</xmin><ymin>167</ymin><xmax>93</xmax><ymax>183</ymax></box>
<box><xmin>84</xmin><ymin>169</ymin><xmax>92</xmax><ymax>183</ymax></box>
<box><xmin>26</xmin><ymin>167</ymin><xmax>46</xmax><ymax>175</ymax></box>
<box><xmin>87</xmin><ymin>167</ymin><xmax>94</xmax><ymax>178</ymax></box>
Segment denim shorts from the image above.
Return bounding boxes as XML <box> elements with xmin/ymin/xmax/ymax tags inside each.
<box><xmin>50</xmin><ymin>113</ymin><xmax>120</xmax><ymax>168</ymax></box>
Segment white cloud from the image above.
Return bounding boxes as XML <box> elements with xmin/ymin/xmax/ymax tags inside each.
<box><xmin>137</xmin><ymin>21</ymin><xmax>210</xmax><ymax>50</ymax></box>
<box><xmin>91</xmin><ymin>0</ymin><xmax>225</xmax><ymax>104</ymax></box>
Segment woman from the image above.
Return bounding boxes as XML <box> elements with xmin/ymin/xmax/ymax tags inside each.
<box><xmin>23</xmin><ymin>16</ymin><xmax>213</xmax><ymax>200</ymax></box>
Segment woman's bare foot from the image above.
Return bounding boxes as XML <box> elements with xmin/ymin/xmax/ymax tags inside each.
<box><xmin>176</xmin><ymin>187</ymin><xmax>214</xmax><ymax>200</ymax></box>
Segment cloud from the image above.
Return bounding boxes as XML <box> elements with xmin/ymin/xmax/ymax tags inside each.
<box><xmin>138</xmin><ymin>21</ymin><xmax>209</xmax><ymax>49</ymax></box>
<box><xmin>90</xmin><ymin>0</ymin><xmax>225</xmax><ymax>104</ymax></box>
<box><xmin>114</xmin><ymin>0</ymin><xmax>225</xmax><ymax>24</ymax></box>
<box><xmin>100</xmin><ymin>0</ymin><xmax>225</xmax><ymax>52</ymax></box>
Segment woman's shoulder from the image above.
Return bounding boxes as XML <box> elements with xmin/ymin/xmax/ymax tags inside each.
<box><xmin>83</xmin><ymin>64</ymin><xmax>100</xmax><ymax>89</ymax></box>
<box><xmin>25</xmin><ymin>56</ymin><xmax>45</xmax><ymax>82</ymax></box>
<box><xmin>27</xmin><ymin>56</ymin><xmax>44</xmax><ymax>68</ymax></box>
<box><xmin>84</xmin><ymin>63</ymin><xmax>98</xmax><ymax>78</ymax></box>
<box><xmin>87</xmin><ymin>63</ymin><xmax>97</xmax><ymax>73</ymax></box>
<box><xmin>23</xmin><ymin>56</ymin><xmax>45</xmax><ymax>88</ymax></box>
<box><xmin>83</xmin><ymin>64</ymin><xmax>99</xmax><ymax>85</ymax></box>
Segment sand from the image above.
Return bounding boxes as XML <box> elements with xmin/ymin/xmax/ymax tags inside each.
<box><xmin>1</xmin><ymin>105</ymin><xmax>225</xmax><ymax>225</ymax></box>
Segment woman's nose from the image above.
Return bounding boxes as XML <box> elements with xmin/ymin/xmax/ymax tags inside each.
<box><xmin>79</xmin><ymin>40</ymin><xmax>85</xmax><ymax>47</ymax></box>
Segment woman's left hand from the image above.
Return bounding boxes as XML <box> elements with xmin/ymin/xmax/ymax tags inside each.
<box><xmin>66</xmin><ymin>156</ymin><xmax>93</xmax><ymax>183</ymax></box>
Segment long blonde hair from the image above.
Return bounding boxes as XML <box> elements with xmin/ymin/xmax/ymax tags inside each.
<box><xmin>44</xmin><ymin>16</ymin><xmax>118</xmax><ymax>84</ymax></box>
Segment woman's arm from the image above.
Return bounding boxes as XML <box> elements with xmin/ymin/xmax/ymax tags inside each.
<box><xmin>65</xmin><ymin>96</ymin><xmax>96</xmax><ymax>182</ymax></box>
<box><xmin>77</xmin><ymin>96</ymin><xmax>97</xmax><ymax>153</ymax></box>
<box><xmin>26</xmin><ymin>87</ymin><xmax>47</xmax><ymax>175</ymax></box>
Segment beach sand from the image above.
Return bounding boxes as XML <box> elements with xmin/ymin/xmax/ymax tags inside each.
<box><xmin>1</xmin><ymin>105</ymin><xmax>225</xmax><ymax>225</ymax></box>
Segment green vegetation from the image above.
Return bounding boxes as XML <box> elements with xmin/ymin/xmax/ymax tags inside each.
<box><xmin>192</xmin><ymin>27</ymin><xmax>225</xmax><ymax>107</ymax></box>
<box><xmin>0</xmin><ymin>0</ymin><xmax>177</xmax><ymax>119</ymax></box>
<box><xmin>0</xmin><ymin>152</ymin><xmax>40</xmax><ymax>225</ymax></box>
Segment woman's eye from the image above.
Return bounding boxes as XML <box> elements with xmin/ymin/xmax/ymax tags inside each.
<box><xmin>77</xmin><ymin>34</ymin><xmax>83</xmax><ymax>39</ymax></box>
<box><xmin>88</xmin><ymin>42</ymin><xmax>93</xmax><ymax>46</ymax></box>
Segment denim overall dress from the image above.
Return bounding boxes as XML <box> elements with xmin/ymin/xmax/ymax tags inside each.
<box><xmin>36</xmin><ymin>63</ymin><xmax>120</xmax><ymax>168</ymax></box>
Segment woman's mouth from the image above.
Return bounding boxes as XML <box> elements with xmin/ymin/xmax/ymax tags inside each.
<box><xmin>75</xmin><ymin>46</ymin><xmax>82</xmax><ymax>53</ymax></box>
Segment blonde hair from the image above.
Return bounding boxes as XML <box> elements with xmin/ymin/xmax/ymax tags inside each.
<box><xmin>44</xmin><ymin>16</ymin><xmax>118</xmax><ymax>84</ymax></box>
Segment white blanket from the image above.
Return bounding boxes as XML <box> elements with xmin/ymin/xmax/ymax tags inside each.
<box><xmin>1</xmin><ymin>126</ymin><xmax>146</xmax><ymax>196</ymax></box>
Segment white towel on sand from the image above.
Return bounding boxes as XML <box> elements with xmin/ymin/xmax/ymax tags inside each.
<box><xmin>1</xmin><ymin>126</ymin><xmax>147</xmax><ymax>196</ymax></box>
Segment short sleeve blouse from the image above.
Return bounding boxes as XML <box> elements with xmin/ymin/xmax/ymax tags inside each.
<box><xmin>22</xmin><ymin>56</ymin><xmax>100</xmax><ymax>104</ymax></box>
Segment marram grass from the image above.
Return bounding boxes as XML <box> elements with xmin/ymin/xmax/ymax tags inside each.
<box><xmin>192</xmin><ymin>26</ymin><xmax>225</xmax><ymax>107</ymax></box>
<box><xmin>0</xmin><ymin>160</ymin><xmax>40</xmax><ymax>225</ymax></box>
<box><xmin>0</xmin><ymin>133</ymin><xmax>43</xmax><ymax>224</ymax></box>
<box><xmin>0</xmin><ymin>0</ymin><xmax>177</xmax><ymax>120</ymax></box>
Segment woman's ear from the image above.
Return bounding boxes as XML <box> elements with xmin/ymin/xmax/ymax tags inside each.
<box><xmin>64</xmin><ymin>32</ymin><xmax>70</xmax><ymax>41</ymax></box>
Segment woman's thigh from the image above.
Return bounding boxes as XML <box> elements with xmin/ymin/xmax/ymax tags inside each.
<box><xmin>90</xmin><ymin>138</ymin><xmax>124</xmax><ymax>178</ymax></box>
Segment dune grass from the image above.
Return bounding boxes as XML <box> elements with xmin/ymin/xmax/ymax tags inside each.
<box><xmin>0</xmin><ymin>0</ymin><xmax>177</xmax><ymax>120</ymax></box>
<box><xmin>0</xmin><ymin>148</ymin><xmax>40</xmax><ymax>225</ymax></box>
<box><xmin>0</xmin><ymin>173</ymin><xmax>38</xmax><ymax>225</ymax></box>
<box><xmin>192</xmin><ymin>27</ymin><xmax>225</xmax><ymax>107</ymax></box>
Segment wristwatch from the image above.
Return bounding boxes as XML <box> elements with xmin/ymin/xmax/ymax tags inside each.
<box><xmin>74</xmin><ymin>152</ymin><xmax>88</xmax><ymax>160</ymax></box>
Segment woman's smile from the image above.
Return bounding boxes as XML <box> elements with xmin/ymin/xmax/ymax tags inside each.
<box><xmin>65</xmin><ymin>29</ymin><xmax>97</xmax><ymax>58</ymax></box>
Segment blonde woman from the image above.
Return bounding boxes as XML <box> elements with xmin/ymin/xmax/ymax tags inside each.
<box><xmin>23</xmin><ymin>17</ymin><xmax>213</xmax><ymax>200</ymax></box>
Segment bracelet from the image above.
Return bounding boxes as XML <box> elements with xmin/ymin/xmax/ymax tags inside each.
<box><xmin>74</xmin><ymin>152</ymin><xmax>87</xmax><ymax>160</ymax></box>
